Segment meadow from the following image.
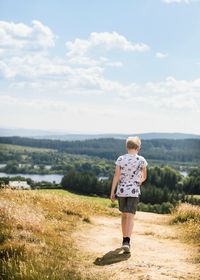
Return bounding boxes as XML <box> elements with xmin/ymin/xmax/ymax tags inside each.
<box><xmin>0</xmin><ymin>187</ymin><xmax>200</xmax><ymax>280</ymax></box>
<box><xmin>0</xmin><ymin>188</ymin><xmax>117</xmax><ymax>280</ymax></box>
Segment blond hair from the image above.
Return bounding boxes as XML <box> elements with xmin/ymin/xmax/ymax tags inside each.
<box><xmin>126</xmin><ymin>136</ymin><xmax>141</xmax><ymax>150</ymax></box>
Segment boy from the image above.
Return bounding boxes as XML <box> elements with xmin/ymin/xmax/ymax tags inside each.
<box><xmin>110</xmin><ymin>136</ymin><xmax>148</xmax><ymax>253</ymax></box>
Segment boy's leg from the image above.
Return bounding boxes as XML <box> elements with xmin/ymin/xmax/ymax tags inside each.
<box><xmin>119</xmin><ymin>197</ymin><xmax>138</xmax><ymax>252</ymax></box>
<box><xmin>118</xmin><ymin>197</ymin><xmax>128</xmax><ymax>236</ymax></box>
<box><xmin>126</xmin><ymin>213</ymin><xmax>135</xmax><ymax>237</ymax></box>
<box><xmin>121</xmin><ymin>212</ymin><xmax>128</xmax><ymax>237</ymax></box>
<box><xmin>121</xmin><ymin>212</ymin><xmax>133</xmax><ymax>253</ymax></box>
<box><xmin>124</xmin><ymin>197</ymin><xmax>138</xmax><ymax>237</ymax></box>
<box><xmin>121</xmin><ymin>212</ymin><xmax>134</xmax><ymax>237</ymax></box>
<box><xmin>118</xmin><ymin>197</ymin><xmax>136</xmax><ymax>237</ymax></box>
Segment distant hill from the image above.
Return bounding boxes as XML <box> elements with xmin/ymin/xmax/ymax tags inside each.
<box><xmin>0</xmin><ymin>127</ymin><xmax>63</xmax><ymax>137</ymax></box>
<box><xmin>0</xmin><ymin>136</ymin><xmax>200</xmax><ymax>163</ymax></box>
<box><xmin>0</xmin><ymin>127</ymin><xmax>200</xmax><ymax>140</ymax></box>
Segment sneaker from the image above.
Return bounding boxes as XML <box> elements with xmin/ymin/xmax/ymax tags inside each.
<box><xmin>122</xmin><ymin>241</ymin><xmax>130</xmax><ymax>253</ymax></box>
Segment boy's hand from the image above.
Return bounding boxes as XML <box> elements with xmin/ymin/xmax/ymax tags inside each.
<box><xmin>110</xmin><ymin>193</ymin><xmax>116</xmax><ymax>202</ymax></box>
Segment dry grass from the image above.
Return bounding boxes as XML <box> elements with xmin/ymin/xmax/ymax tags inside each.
<box><xmin>0</xmin><ymin>188</ymin><xmax>116</xmax><ymax>280</ymax></box>
<box><xmin>170</xmin><ymin>203</ymin><xmax>200</xmax><ymax>262</ymax></box>
<box><xmin>170</xmin><ymin>203</ymin><xmax>200</xmax><ymax>224</ymax></box>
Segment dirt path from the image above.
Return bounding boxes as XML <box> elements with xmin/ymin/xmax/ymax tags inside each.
<box><xmin>73</xmin><ymin>211</ymin><xmax>200</xmax><ymax>280</ymax></box>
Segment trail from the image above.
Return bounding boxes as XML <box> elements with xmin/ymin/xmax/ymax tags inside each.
<box><xmin>73</xmin><ymin>211</ymin><xmax>200</xmax><ymax>280</ymax></box>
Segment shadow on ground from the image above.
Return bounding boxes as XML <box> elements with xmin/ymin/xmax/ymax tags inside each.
<box><xmin>94</xmin><ymin>248</ymin><xmax>131</xmax><ymax>266</ymax></box>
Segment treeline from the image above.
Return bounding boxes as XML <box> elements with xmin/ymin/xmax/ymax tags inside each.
<box><xmin>60</xmin><ymin>166</ymin><xmax>182</xmax><ymax>200</ymax></box>
<box><xmin>182</xmin><ymin>168</ymin><xmax>200</xmax><ymax>194</ymax></box>
<box><xmin>0</xmin><ymin>136</ymin><xmax>200</xmax><ymax>163</ymax></box>
<box><xmin>61</xmin><ymin>166</ymin><xmax>200</xmax><ymax>214</ymax></box>
<box><xmin>61</xmin><ymin>169</ymin><xmax>111</xmax><ymax>197</ymax></box>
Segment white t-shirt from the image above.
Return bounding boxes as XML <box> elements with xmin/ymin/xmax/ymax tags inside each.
<box><xmin>115</xmin><ymin>153</ymin><xmax>148</xmax><ymax>197</ymax></box>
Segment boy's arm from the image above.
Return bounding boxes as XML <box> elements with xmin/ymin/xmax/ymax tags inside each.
<box><xmin>110</xmin><ymin>165</ymin><xmax>121</xmax><ymax>201</ymax></box>
<box><xmin>140</xmin><ymin>166</ymin><xmax>147</xmax><ymax>184</ymax></box>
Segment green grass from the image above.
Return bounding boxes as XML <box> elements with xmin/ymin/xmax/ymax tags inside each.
<box><xmin>0</xmin><ymin>143</ymin><xmax>56</xmax><ymax>152</ymax></box>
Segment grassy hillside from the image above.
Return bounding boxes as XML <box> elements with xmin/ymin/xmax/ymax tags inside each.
<box><xmin>37</xmin><ymin>189</ymin><xmax>116</xmax><ymax>208</ymax></box>
<box><xmin>0</xmin><ymin>188</ymin><xmax>117</xmax><ymax>280</ymax></box>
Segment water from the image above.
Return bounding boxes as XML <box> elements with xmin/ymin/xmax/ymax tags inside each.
<box><xmin>0</xmin><ymin>172</ymin><xmax>63</xmax><ymax>183</ymax></box>
<box><xmin>98</xmin><ymin>176</ymin><xmax>109</xmax><ymax>181</ymax></box>
<box><xmin>45</xmin><ymin>165</ymin><xmax>52</xmax><ymax>170</ymax></box>
<box><xmin>34</xmin><ymin>165</ymin><xmax>52</xmax><ymax>169</ymax></box>
<box><xmin>180</xmin><ymin>171</ymin><xmax>188</xmax><ymax>177</ymax></box>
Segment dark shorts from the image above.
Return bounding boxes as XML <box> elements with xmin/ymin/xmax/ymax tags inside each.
<box><xmin>117</xmin><ymin>196</ymin><xmax>139</xmax><ymax>214</ymax></box>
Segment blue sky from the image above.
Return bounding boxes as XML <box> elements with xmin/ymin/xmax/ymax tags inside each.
<box><xmin>0</xmin><ymin>0</ymin><xmax>199</xmax><ymax>134</ymax></box>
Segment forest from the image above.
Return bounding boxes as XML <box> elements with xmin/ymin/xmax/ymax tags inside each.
<box><xmin>0</xmin><ymin>136</ymin><xmax>200</xmax><ymax>163</ymax></box>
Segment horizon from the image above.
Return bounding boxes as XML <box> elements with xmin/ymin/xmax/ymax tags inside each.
<box><xmin>0</xmin><ymin>125</ymin><xmax>200</xmax><ymax>137</ymax></box>
<box><xmin>0</xmin><ymin>0</ymin><xmax>200</xmax><ymax>134</ymax></box>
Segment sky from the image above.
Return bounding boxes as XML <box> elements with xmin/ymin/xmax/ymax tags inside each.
<box><xmin>0</xmin><ymin>0</ymin><xmax>200</xmax><ymax>134</ymax></box>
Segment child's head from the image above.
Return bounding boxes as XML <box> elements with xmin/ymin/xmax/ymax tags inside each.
<box><xmin>126</xmin><ymin>136</ymin><xmax>141</xmax><ymax>151</ymax></box>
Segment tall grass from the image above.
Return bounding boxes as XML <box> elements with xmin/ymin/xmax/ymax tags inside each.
<box><xmin>170</xmin><ymin>203</ymin><xmax>200</xmax><ymax>257</ymax></box>
<box><xmin>170</xmin><ymin>203</ymin><xmax>200</xmax><ymax>224</ymax></box>
<box><xmin>0</xmin><ymin>188</ymin><xmax>115</xmax><ymax>280</ymax></box>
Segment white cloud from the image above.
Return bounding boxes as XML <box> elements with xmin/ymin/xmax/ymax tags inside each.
<box><xmin>6</xmin><ymin>62</ymin><xmax>137</xmax><ymax>97</ymax></box>
<box><xmin>67</xmin><ymin>55</ymin><xmax>123</xmax><ymax>67</ymax></box>
<box><xmin>0</xmin><ymin>20</ymin><xmax>55</xmax><ymax>53</ymax></box>
<box><xmin>0</xmin><ymin>93</ymin><xmax>123</xmax><ymax>120</ymax></box>
<box><xmin>0</xmin><ymin>54</ymin><xmax>72</xmax><ymax>79</ymax></box>
<box><xmin>105</xmin><ymin>61</ymin><xmax>123</xmax><ymax>67</ymax></box>
<box><xmin>66</xmin><ymin>32</ymin><xmax>150</xmax><ymax>57</ymax></box>
<box><xmin>65</xmin><ymin>32</ymin><xmax>149</xmax><ymax>68</ymax></box>
<box><xmin>111</xmin><ymin>76</ymin><xmax>200</xmax><ymax>113</ymax></box>
<box><xmin>145</xmin><ymin>76</ymin><xmax>200</xmax><ymax>95</ymax></box>
<box><xmin>0</xmin><ymin>43</ymin><xmax>199</xmax><ymax>113</ymax></box>
<box><xmin>156</xmin><ymin>52</ymin><xmax>168</xmax><ymax>59</ymax></box>
<box><xmin>162</xmin><ymin>0</ymin><xmax>193</xmax><ymax>4</ymax></box>
<box><xmin>140</xmin><ymin>77</ymin><xmax>200</xmax><ymax>112</ymax></box>
<box><xmin>0</xmin><ymin>20</ymin><xmax>199</xmax><ymax>116</ymax></box>
<box><xmin>4</xmin><ymin>63</ymin><xmax>200</xmax><ymax>113</ymax></box>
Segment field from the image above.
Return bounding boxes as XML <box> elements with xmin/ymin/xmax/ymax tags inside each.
<box><xmin>0</xmin><ymin>188</ymin><xmax>200</xmax><ymax>280</ymax></box>
<box><xmin>0</xmin><ymin>188</ymin><xmax>117</xmax><ymax>280</ymax></box>
<box><xmin>0</xmin><ymin>143</ymin><xmax>57</xmax><ymax>152</ymax></box>
<box><xmin>37</xmin><ymin>189</ymin><xmax>116</xmax><ymax>208</ymax></box>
